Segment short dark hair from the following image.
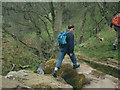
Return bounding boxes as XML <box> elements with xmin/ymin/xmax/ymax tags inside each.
<box><xmin>68</xmin><ymin>24</ymin><xmax>74</xmax><ymax>29</ymax></box>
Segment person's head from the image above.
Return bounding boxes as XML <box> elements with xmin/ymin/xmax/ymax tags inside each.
<box><xmin>68</xmin><ymin>24</ymin><xmax>74</xmax><ymax>32</ymax></box>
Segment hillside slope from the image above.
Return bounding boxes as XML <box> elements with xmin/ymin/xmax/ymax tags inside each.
<box><xmin>75</xmin><ymin>27</ymin><xmax>119</xmax><ymax>60</ymax></box>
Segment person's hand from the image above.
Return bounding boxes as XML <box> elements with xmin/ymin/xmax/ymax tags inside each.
<box><xmin>109</xmin><ymin>28</ymin><xmax>112</xmax><ymax>30</ymax></box>
<box><xmin>70</xmin><ymin>53</ymin><xmax>73</xmax><ymax>56</ymax></box>
<box><xmin>74</xmin><ymin>41</ymin><xmax>77</xmax><ymax>46</ymax></box>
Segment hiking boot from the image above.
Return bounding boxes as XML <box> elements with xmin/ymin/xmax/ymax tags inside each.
<box><xmin>53</xmin><ymin>71</ymin><xmax>57</xmax><ymax>78</ymax></box>
<box><xmin>73</xmin><ymin>64</ymin><xmax>80</xmax><ymax>69</ymax></box>
<box><xmin>112</xmin><ymin>45</ymin><xmax>117</xmax><ymax>50</ymax></box>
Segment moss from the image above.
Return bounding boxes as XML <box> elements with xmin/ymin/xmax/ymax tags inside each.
<box><xmin>83</xmin><ymin>59</ymin><xmax>119</xmax><ymax>78</ymax></box>
<box><xmin>44</xmin><ymin>59</ymin><xmax>85</xmax><ymax>88</ymax></box>
<box><xmin>73</xmin><ymin>74</ymin><xmax>85</xmax><ymax>88</ymax></box>
<box><xmin>44</xmin><ymin>59</ymin><xmax>57</xmax><ymax>74</ymax></box>
<box><xmin>58</xmin><ymin>64</ymin><xmax>77</xmax><ymax>77</ymax></box>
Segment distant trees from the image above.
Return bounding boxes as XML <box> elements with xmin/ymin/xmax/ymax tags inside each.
<box><xmin>2</xmin><ymin>2</ymin><xmax>119</xmax><ymax>60</ymax></box>
<box><xmin>78</xmin><ymin>2</ymin><xmax>119</xmax><ymax>43</ymax></box>
<box><xmin>2</xmin><ymin>2</ymin><xmax>64</xmax><ymax>59</ymax></box>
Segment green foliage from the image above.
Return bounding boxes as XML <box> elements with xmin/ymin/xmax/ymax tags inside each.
<box><xmin>75</xmin><ymin>24</ymin><xmax>118</xmax><ymax>60</ymax></box>
<box><xmin>2</xmin><ymin>33</ymin><xmax>40</xmax><ymax>75</ymax></box>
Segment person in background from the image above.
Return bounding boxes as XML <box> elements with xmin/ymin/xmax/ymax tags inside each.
<box><xmin>109</xmin><ymin>13</ymin><xmax>120</xmax><ymax>50</ymax></box>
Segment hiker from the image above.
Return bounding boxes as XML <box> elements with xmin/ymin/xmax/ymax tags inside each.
<box><xmin>109</xmin><ymin>13</ymin><xmax>120</xmax><ymax>50</ymax></box>
<box><xmin>53</xmin><ymin>24</ymin><xmax>80</xmax><ymax>78</ymax></box>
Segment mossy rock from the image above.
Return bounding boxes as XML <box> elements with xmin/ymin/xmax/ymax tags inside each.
<box><xmin>44</xmin><ymin>59</ymin><xmax>58</xmax><ymax>74</ymax></box>
<box><xmin>44</xmin><ymin>59</ymin><xmax>85</xmax><ymax>88</ymax></box>
<box><xmin>58</xmin><ymin>63</ymin><xmax>85</xmax><ymax>88</ymax></box>
<box><xmin>57</xmin><ymin>63</ymin><xmax>79</xmax><ymax>80</ymax></box>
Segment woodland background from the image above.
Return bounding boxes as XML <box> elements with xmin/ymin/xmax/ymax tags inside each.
<box><xmin>2</xmin><ymin>2</ymin><xmax>120</xmax><ymax>76</ymax></box>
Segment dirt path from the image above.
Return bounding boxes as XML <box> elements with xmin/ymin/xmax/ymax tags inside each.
<box><xmin>64</xmin><ymin>55</ymin><xmax>118</xmax><ymax>88</ymax></box>
<box><xmin>78</xmin><ymin>62</ymin><xmax>118</xmax><ymax>88</ymax></box>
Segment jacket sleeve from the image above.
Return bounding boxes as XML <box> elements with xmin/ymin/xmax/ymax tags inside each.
<box><xmin>110</xmin><ymin>19</ymin><xmax>113</xmax><ymax>28</ymax></box>
<box><xmin>110</xmin><ymin>21</ymin><xmax>113</xmax><ymax>28</ymax></box>
<box><xmin>66</xmin><ymin>33</ymin><xmax>74</xmax><ymax>53</ymax></box>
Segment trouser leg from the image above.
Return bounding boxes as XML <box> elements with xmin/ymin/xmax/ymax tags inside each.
<box><xmin>55</xmin><ymin>50</ymin><xmax>66</xmax><ymax>68</ymax></box>
<box><xmin>117</xmin><ymin>29</ymin><xmax>120</xmax><ymax>60</ymax></box>
<box><xmin>53</xmin><ymin>48</ymin><xmax>66</xmax><ymax>77</ymax></box>
<box><xmin>118</xmin><ymin>29</ymin><xmax>120</xmax><ymax>45</ymax></box>
<box><xmin>67</xmin><ymin>52</ymin><xmax>77</xmax><ymax>64</ymax></box>
<box><xmin>113</xmin><ymin>32</ymin><xmax>118</xmax><ymax>46</ymax></box>
<box><xmin>113</xmin><ymin>31</ymin><xmax>118</xmax><ymax>46</ymax></box>
<box><xmin>113</xmin><ymin>27</ymin><xmax>120</xmax><ymax>46</ymax></box>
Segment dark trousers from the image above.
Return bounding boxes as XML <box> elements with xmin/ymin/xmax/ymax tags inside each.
<box><xmin>113</xmin><ymin>26</ymin><xmax>120</xmax><ymax>46</ymax></box>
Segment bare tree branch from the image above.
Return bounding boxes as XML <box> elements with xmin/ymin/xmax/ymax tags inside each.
<box><xmin>10</xmin><ymin>64</ymin><xmax>15</xmax><ymax>71</ymax></box>
<box><xmin>18</xmin><ymin>64</ymin><xmax>31</xmax><ymax>69</ymax></box>
<box><xmin>40</xmin><ymin>4</ymin><xmax>52</xmax><ymax>23</ymax></box>
<box><xmin>39</xmin><ymin>17</ymin><xmax>53</xmax><ymax>41</ymax></box>
<box><xmin>2</xmin><ymin>28</ymin><xmax>40</xmax><ymax>57</ymax></box>
<box><xmin>97</xmin><ymin>2</ymin><xmax>109</xmax><ymax>25</ymax></box>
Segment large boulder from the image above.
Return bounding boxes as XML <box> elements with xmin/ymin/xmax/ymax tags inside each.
<box><xmin>2</xmin><ymin>70</ymin><xmax>73</xmax><ymax>89</ymax></box>
<box><xmin>44</xmin><ymin>59</ymin><xmax>85</xmax><ymax>88</ymax></box>
<box><xmin>2</xmin><ymin>76</ymin><xmax>30</xmax><ymax>89</ymax></box>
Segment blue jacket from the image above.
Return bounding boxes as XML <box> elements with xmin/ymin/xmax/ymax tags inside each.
<box><xmin>59</xmin><ymin>31</ymin><xmax>74</xmax><ymax>53</ymax></box>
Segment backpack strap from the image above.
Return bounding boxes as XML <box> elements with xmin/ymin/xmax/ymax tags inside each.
<box><xmin>55</xmin><ymin>41</ymin><xmax>58</xmax><ymax>46</ymax></box>
<box><xmin>66</xmin><ymin>30</ymin><xmax>71</xmax><ymax>34</ymax></box>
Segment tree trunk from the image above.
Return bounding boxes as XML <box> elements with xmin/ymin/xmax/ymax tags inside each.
<box><xmin>49</xmin><ymin>2</ymin><xmax>55</xmax><ymax>36</ymax></box>
<box><xmin>79</xmin><ymin>8</ymin><xmax>87</xmax><ymax>44</ymax></box>
<box><xmin>54</xmin><ymin>9</ymin><xmax>63</xmax><ymax>40</ymax></box>
<box><xmin>48</xmin><ymin>2</ymin><xmax>65</xmax><ymax>58</ymax></box>
<box><xmin>54</xmin><ymin>3</ymin><xmax>65</xmax><ymax>42</ymax></box>
<box><xmin>49</xmin><ymin>2</ymin><xmax>65</xmax><ymax>42</ymax></box>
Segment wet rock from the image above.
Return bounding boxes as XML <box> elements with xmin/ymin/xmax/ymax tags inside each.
<box><xmin>37</xmin><ymin>67</ymin><xmax>44</xmax><ymax>75</ymax></box>
<box><xmin>37</xmin><ymin>63</ymin><xmax>44</xmax><ymax>75</ymax></box>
